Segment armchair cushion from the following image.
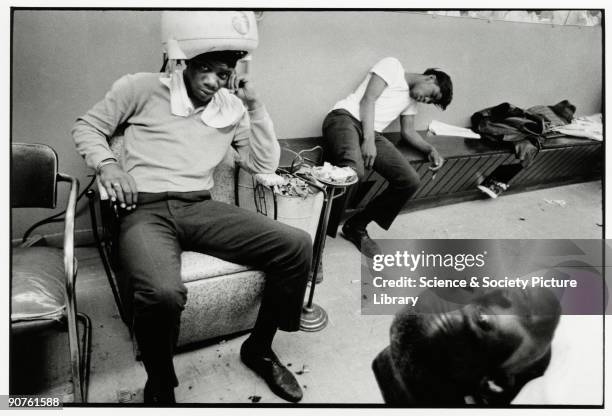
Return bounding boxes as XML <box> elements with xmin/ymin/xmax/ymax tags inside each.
<box><xmin>178</xmin><ymin>270</ymin><xmax>265</xmax><ymax>345</ymax></box>
<box><xmin>11</xmin><ymin>247</ymin><xmax>67</xmax><ymax>322</ymax></box>
<box><xmin>180</xmin><ymin>251</ymin><xmax>252</xmax><ymax>283</ymax></box>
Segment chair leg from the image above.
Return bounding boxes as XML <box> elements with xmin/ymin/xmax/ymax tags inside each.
<box><xmin>77</xmin><ymin>313</ymin><xmax>92</xmax><ymax>402</ymax></box>
<box><xmin>65</xmin><ymin>312</ymin><xmax>92</xmax><ymax>403</ymax></box>
<box><xmin>66</xmin><ymin>302</ymin><xmax>84</xmax><ymax>402</ymax></box>
<box><xmin>98</xmin><ymin>244</ymin><xmax>129</xmax><ymax>325</ymax></box>
<box><xmin>87</xmin><ymin>191</ymin><xmax>128</xmax><ymax>325</ymax></box>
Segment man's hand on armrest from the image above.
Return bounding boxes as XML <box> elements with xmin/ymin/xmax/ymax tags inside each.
<box><xmin>97</xmin><ymin>163</ymin><xmax>138</xmax><ymax>209</ymax></box>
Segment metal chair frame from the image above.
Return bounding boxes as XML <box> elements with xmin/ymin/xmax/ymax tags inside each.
<box><xmin>11</xmin><ymin>143</ymin><xmax>92</xmax><ymax>403</ymax></box>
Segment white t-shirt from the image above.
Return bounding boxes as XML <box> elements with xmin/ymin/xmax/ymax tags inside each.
<box><xmin>331</xmin><ymin>57</ymin><xmax>418</xmax><ymax>132</ymax></box>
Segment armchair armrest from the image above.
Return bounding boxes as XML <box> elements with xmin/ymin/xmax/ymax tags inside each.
<box><xmin>57</xmin><ymin>173</ymin><xmax>79</xmax><ymax>294</ymax></box>
<box><xmin>57</xmin><ymin>173</ymin><xmax>83</xmax><ymax>383</ymax></box>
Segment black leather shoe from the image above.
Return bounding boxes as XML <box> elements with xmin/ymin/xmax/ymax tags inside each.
<box><xmin>240</xmin><ymin>341</ymin><xmax>303</xmax><ymax>403</ymax></box>
<box><xmin>341</xmin><ymin>221</ymin><xmax>382</xmax><ymax>258</ymax></box>
<box><xmin>143</xmin><ymin>380</ymin><xmax>176</xmax><ymax>405</ymax></box>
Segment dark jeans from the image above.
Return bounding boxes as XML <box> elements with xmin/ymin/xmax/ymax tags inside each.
<box><xmin>487</xmin><ymin>163</ymin><xmax>523</xmax><ymax>184</ymax></box>
<box><xmin>117</xmin><ymin>191</ymin><xmax>312</xmax><ymax>388</ymax></box>
<box><xmin>322</xmin><ymin>109</ymin><xmax>420</xmax><ymax>230</ymax></box>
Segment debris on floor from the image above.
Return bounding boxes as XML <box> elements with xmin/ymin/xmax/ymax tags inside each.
<box><xmin>248</xmin><ymin>395</ymin><xmax>261</xmax><ymax>403</ymax></box>
<box><xmin>117</xmin><ymin>389</ymin><xmax>135</xmax><ymax>403</ymax></box>
<box><xmin>295</xmin><ymin>365</ymin><xmax>310</xmax><ymax>375</ymax></box>
<box><xmin>351</xmin><ymin>279</ymin><xmax>360</xmax><ymax>284</ymax></box>
<box><xmin>519</xmin><ymin>217</ymin><xmax>526</xmax><ymax>221</ymax></box>
<box><xmin>544</xmin><ymin>199</ymin><xmax>567</xmax><ymax>207</ymax></box>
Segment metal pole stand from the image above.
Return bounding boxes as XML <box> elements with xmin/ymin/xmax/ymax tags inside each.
<box><xmin>300</xmin><ymin>303</ymin><xmax>329</xmax><ymax>332</ymax></box>
<box><xmin>300</xmin><ymin>179</ymin><xmax>354</xmax><ymax>332</ymax></box>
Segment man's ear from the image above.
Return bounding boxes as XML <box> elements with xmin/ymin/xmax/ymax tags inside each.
<box><xmin>426</xmin><ymin>74</ymin><xmax>438</xmax><ymax>86</ymax></box>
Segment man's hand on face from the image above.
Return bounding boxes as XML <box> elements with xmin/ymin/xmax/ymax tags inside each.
<box><xmin>99</xmin><ymin>163</ymin><xmax>138</xmax><ymax>210</ymax></box>
<box><xmin>361</xmin><ymin>138</ymin><xmax>377</xmax><ymax>170</ymax></box>
<box><xmin>427</xmin><ymin>148</ymin><xmax>445</xmax><ymax>172</ymax></box>
<box><xmin>228</xmin><ymin>72</ymin><xmax>259</xmax><ymax>108</ymax></box>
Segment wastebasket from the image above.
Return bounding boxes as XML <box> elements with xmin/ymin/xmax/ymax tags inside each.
<box><xmin>237</xmin><ymin>169</ymin><xmax>323</xmax><ymax>242</ymax></box>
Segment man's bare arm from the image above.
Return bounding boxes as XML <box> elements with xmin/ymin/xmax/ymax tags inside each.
<box><xmin>400</xmin><ymin>114</ymin><xmax>444</xmax><ymax>171</ymax></box>
<box><xmin>359</xmin><ymin>73</ymin><xmax>386</xmax><ymax>169</ymax></box>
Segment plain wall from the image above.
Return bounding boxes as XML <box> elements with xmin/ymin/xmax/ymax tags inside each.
<box><xmin>11</xmin><ymin>10</ymin><xmax>603</xmax><ymax>238</ymax></box>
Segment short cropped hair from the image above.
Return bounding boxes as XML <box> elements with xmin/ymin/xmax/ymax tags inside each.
<box><xmin>188</xmin><ymin>50</ymin><xmax>248</xmax><ymax>69</ymax></box>
<box><xmin>424</xmin><ymin>68</ymin><xmax>453</xmax><ymax>110</ymax></box>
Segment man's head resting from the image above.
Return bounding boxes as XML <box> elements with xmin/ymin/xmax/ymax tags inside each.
<box><xmin>422</xmin><ymin>68</ymin><xmax>453</xmax><ymax>111</ymax></box>
<box><xmin>384</xmin><ymin>286</ymin><xmax>560</xmax><ymax>404</ymax></box>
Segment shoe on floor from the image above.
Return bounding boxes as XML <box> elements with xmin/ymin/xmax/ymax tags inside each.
<box><xmin>240</xmin><ymin>340</ymin><xmax>303</xmax><ymax>403</ymax></box>
<box><xmin>477</xmin><ymin>179</ymin><xmax>509</xmax><ymax>199</ymax></box>
<box><xmin>341</xmin><ymin>221</ymin><xmax>382</xmax><ymax>258</ymax></box>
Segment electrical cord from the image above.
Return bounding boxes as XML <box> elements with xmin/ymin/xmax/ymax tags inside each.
<box><xmin>281</xmin><ymin>145</ymin><xmax>323</xmax><ymax>173</ymax></box>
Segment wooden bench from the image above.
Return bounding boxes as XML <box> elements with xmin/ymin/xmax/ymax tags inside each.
<box><xmin>279</xmin><ymin>132</ymin><xmax>602</xmax><ymax>236</ymax></box>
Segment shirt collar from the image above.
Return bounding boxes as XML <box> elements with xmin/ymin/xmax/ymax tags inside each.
<box><xmin>159</xmin><ymin>70</ymin><xmax>246</xmax><ymax>128</ymax></box>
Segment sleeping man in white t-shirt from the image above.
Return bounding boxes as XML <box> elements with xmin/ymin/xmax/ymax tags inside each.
<box><xmin>322</xmin><ymin>57</ymin><xmax>453</xmax><ymax>257</ymax></box>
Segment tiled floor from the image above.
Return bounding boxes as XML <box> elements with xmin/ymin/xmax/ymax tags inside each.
<box><xmin>10</xmin><ymin>181</ymin><xmax>605</xmax><ymax>406</ymax></box>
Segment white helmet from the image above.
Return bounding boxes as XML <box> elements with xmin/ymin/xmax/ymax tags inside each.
<box><xmin>161</xmin><ymin>11</ymin><xmax>258</xmax><ymax>60</ymax></box>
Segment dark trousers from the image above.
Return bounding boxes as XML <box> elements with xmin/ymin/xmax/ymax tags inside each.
<box><xmin>322</xmin><ymin>109</ymin><xmax>421</xmax><ymax>230</ymax></box>
<box><xmin>487</xmin><ymin>163</ymin><xmax>523</xmax><ymax>184</ymax></box>
<box><xmin>117</xmin><ymin>191</ymin><xmax>312</xmax><ymax>388</ymax></box>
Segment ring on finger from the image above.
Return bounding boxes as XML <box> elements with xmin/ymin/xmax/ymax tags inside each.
<box><xmin>112</xmin><ymin>182</ymin><xmax>121</xmax><ymax>188</ymax></box>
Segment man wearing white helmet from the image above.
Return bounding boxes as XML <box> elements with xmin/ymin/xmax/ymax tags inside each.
<box><xmin>72</xmin><ymin>13</ymin><xmax>309</xmax><ymax>404</ymax></box>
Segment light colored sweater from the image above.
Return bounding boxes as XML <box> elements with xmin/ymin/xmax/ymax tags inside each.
<box><xmin>72</xmin><ymin>72</ymin><xmax>280</xmax><ymax>193</ymax></box>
